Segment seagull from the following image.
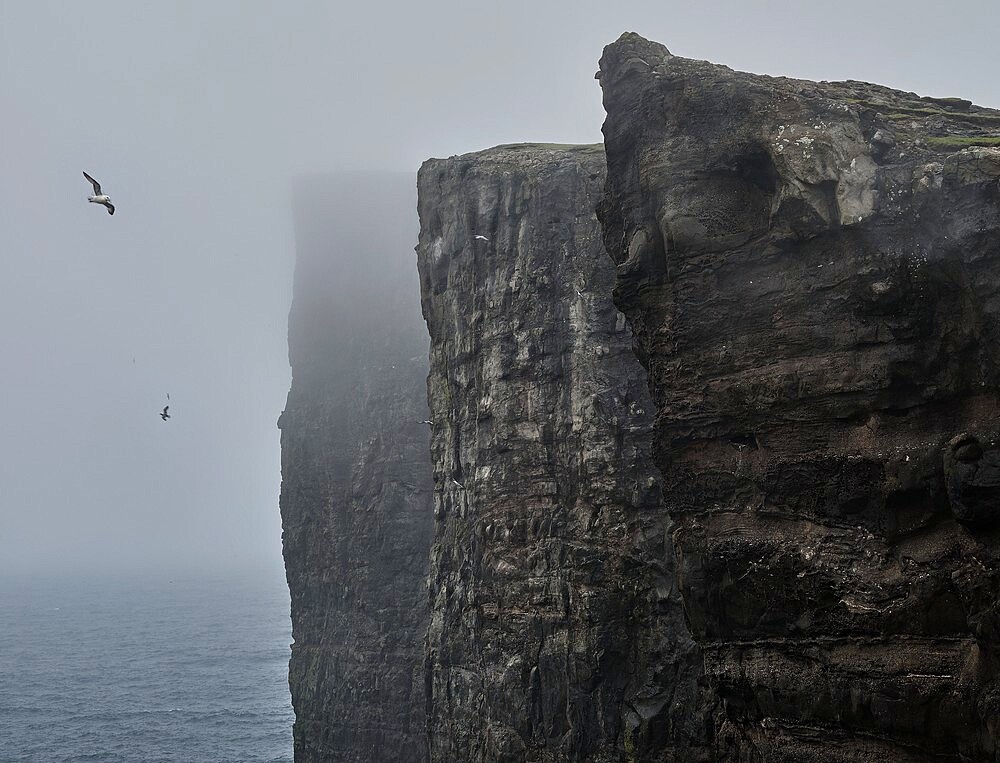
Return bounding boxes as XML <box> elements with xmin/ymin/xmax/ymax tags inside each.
<box><xmin>160</xmin><ymin>405</ymin><xmax>170</xmax><ymax>421</ymax></box>
<box><xmin>83</xmin><ymin>171</ymin><xmax>115</xmax><ymax>215</ymax></box>
<box><xmin>473</xmin><ymin>235</ymin><xmax>489</xmax><ymax>242</ymax></box>
<box><xmin>417</xmin><ymin>420</ymin><xmax>434</xmax><ymax>426</ymax></box>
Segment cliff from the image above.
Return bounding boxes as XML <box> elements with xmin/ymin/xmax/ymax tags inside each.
<box><xmin>415</xmin><ymin>144</ymin><xmax>709</xmax><ymax>761</ymax></box>
<box><xmin>281</xmin><ymin>35</ymin><xmax>1000</xmax><ymax>763</ymax></box>
<box><xmin>279</xmin><ymin>174</ymin><xmax>433</xmax><ymax>762</ymax></box>
<box><xmin>597</xmin><ymin>33</ymin><xmax>1000</xmax><ymax>761</ymax></box>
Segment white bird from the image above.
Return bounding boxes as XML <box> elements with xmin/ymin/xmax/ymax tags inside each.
<box><xmin>452</xmin><ymin>478</ymin><xmax>465</xmax><ymax>489</ymax></box>
<box><xmin>83</xmin><ymin>171</ymin><xmax>115</xmax><ymax>215</ymax></box>
<box><xmin>474</xmin><ymin>235</ymin><xmax>489</xmax><ymax>242</ymax></box>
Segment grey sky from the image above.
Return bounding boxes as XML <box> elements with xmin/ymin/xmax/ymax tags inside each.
<box><xmin>1</xmin><ymin>0</ymin><xmax>996</xmax><ymax>576</ymax></box>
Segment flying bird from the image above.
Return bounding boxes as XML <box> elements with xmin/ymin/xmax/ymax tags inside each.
<box><xmin>83</xmin><ymin>171</ymin><xmax>115</xmax><ymax>215</ymax></box>
<box><xmin>160</xmin><ymin>406</ymin><xmax>170</xmax><ymax>421</ymax></box>
<box><xmin>473</xmin><ymin>235</ymin><xmax>489</xmax><ymax>242</ymax></box>
<box><xmin>417</xmin><ymin>420</ymin><xmax>434</xmax><ymax>426</ymax></box>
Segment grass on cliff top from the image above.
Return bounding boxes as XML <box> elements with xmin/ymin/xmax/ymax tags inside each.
<box><xmin>926</xmin><ymin>96</ymin><xmax>974</xmax><ymax>109</ymax></box>
<box><xmin>499</xmin><ymin>142</ymin><xmax>604</xmax><ymax>153</ymax></box>
<box><xmin>849</xmin><ymin>100</ymin><xmax>1000</xmax><ymax>125</ymax></box>
<box><xmin>926</xmin><ymin>135</ymin><xmax>1000</xmax><ymax>150</ymax></box>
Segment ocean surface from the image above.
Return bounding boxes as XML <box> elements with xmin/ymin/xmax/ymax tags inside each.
<box><xmin>0</xmin><ymin>571</ymin><xmax>293</xmax><ymax>762</ymax></box>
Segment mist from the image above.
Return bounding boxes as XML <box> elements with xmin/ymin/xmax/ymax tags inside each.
<box><xmin>1</xmin><ymin>0</ymin><xmax>996</xmax><ymax>577</ymax></box>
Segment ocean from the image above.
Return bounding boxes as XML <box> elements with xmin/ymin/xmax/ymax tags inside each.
<box><xmin>0</xmin><ymin>571</ymin><xmax>293</xmax><ymax>762</ymax></box>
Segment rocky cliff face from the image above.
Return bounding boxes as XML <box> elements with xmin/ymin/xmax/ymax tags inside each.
<box><xmin>279</xmin><ymin>175</ymin><xmax>433</xmax><ymax>762</ymax></box>
<box><xmin>415</xmin><ymin>145</ymin><xmax>709</xmax><ymax>761</ymax></box>
<box><xmin>282</xmin><ymin>37</ymin><xmax>1000</xmax><ymax>763</ymax></box>
<box><xmin>598</xmin><ymin>33</ymin><xmax>1000</xmax><ymax>761</ymax></box>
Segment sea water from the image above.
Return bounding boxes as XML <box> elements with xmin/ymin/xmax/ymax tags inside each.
<box><xmin>0</xmin><ymin>571</ymin><xmax>293</xmax><ymax>762</ymax></box>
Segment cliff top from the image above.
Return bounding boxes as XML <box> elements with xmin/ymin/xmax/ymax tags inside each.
<box><xmin>419</xmin><ymin>142</ymin><xmax>604</xmax><ymax>178</ymax></box>
<box><xmin>599</xmin><ymin>32</ymin><xmax>1000</xmax><ymax>156</ymax></box>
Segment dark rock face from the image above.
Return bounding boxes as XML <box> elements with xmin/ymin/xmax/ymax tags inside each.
<box><xmin>598</xmin><ymin>33</ymin><xmax>1000</xmax><ymax>761</ymax></box>
<box><xmin>415</xmin><ymin>145</ymin><xmax>709</xmax><ymax>762</ymax></box>
<box><xmin>279</xmin><ymin>174</ymin><xmax>433</xmax><ymax>762</ymax></box>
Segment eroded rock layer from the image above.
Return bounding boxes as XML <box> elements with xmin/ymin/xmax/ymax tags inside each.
<box><xmin>416</xmin><ymin>144</ymin><xmax>709</xmax><ymax>762</ymax></box>
<box><xmin>279</xmin><ymin>174</ymin><xmax>433</xmax><ymax>762</ymax></box>
<box><xmin>597</xmin><ymin>33</ymin><xmax>1000</xmax><ymax>761</ymax></box>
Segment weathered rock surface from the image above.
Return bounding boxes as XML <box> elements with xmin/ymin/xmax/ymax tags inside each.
<box><xmin>598</xmin><ymin>32</ymin><xmax>1000</xmax><ymax>761</ymax></box>
<box><xmin>279</xmin><ymin>174</ymin><xmax>433</xmax><ymax>762</ymax></box>
<box><xmin>416</xmin><ymin>144</ymin><xmax>709</xmax><ymax>761</ymax></box>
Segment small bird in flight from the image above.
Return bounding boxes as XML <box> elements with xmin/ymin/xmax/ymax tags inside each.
<box><xmin>417</xmin><ymin>419</ymin><xmax>433</xmax><ymax>426</ymax></box>
<box><xmin>474</xmin><ymin>235</ymin><xmax>489</xmax><ymax>242</ymax></box>
<box><xmin>160</xmin><ymin>405</ymin><xmax>170</xmax><ymax>421</ymax></box>
<box><xmin>83</xmin><ymin>171</ymin><xmax>115</xmax><ymax>215</ymax></box>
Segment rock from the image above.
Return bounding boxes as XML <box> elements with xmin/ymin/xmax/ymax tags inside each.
<box><xmin>597</xmin><ymin>32</ymin><xmax>1000</xmax><ymax>760</ymax></box>
<box><xmin>944</xmin><ymin>433</ymin><xmax>1000</xmax><ymax>527</ymax></box>
<box><xmin>416</xmin><ymin>143</ymin><xmax>711</xmax><ymax>761</ymax></box>
<box><xmin>279</xmin><ymin>174</ymin><xmax>433</xmax><ymax>762</ymax></box>
<box><xmin>920</xmin><ymin>95</ymin><xmax>973</xmax><ymax>112</ymax></box>
<box><xmin>870</xmin><ymin>128</ymin><xmax>896</xmax><ymax>159</ymax></box>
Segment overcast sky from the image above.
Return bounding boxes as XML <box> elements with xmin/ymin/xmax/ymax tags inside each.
<box><xmin>1</xmin><ymin>0</ymin><xmax>996</xmax><ymax>578</ymax></box>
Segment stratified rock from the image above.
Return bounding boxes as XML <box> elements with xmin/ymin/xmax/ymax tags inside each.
<box><xmin>279</xmin><ymin>174</ymin><xmax>433</xmax><ymax>762</ymax></box>
<box><xmin>598</xmin><ymin>32</ymin><xmax>1000</xmax><ymax>761</ymax></box>
<box><xmin>416</xmin><ymin>144</ymin><xmax>709</xmax><ymax>762</ymax></box>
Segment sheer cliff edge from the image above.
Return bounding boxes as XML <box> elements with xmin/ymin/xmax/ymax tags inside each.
<box><xmin>416</xmin><ymin>143</ymin><xmax>708</xmax><ymax>761</ymax></box>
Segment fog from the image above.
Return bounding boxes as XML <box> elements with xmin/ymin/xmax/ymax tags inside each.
<box><xmin>1</xmin><ymin>0</ymin><xmax>996</xmax><ymax>577</ymax></box>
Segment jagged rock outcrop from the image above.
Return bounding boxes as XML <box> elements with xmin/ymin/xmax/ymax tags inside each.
<box><xmin>416</xmin><ymin>144</ymin><xmax>709</xmax><ymax>761</ymax></box>
<box><xmin>279</xmin><ymin>174</ymin><xmax>433</xmax><ymax>762</ymax></box>
<box><xmin>598</xmin><ymin>32</ymin><xmax>1000</xmax><ymax>761</ymax></box>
